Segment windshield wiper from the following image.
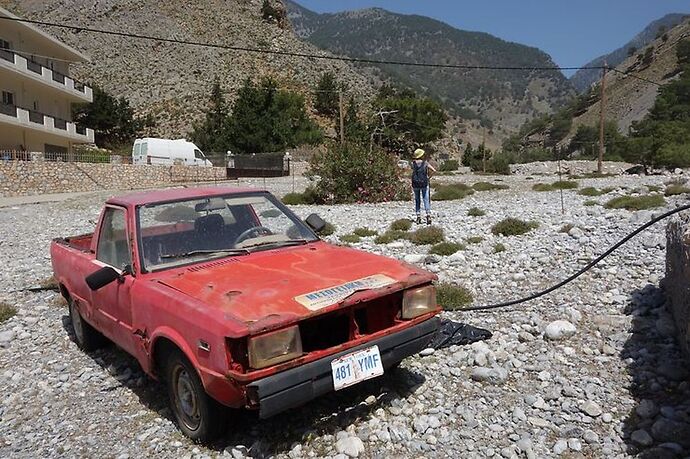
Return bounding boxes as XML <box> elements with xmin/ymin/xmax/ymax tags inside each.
<box><xmin>160</xmin><ymin>248</ymin><xmax>250</xmax><ymax>259</ymax></box>
<box><xmin>242</xmin><ymin>239</ymin><xmax>310</xmax><ymax>250</ymax></box>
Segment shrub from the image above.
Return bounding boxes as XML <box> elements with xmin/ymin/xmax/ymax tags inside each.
<box><xmin>308</xmin><ymin>142</ymin><xmax>408</xmax><ymax>204</ymax></box>
<box><xmin>429</xmin><ymin>242</ymin><xmax>464</xmax><ymax>256</ymax></box>
<box><xmin>466</xmin><ymin>236</ymin><xmax>484</xmax><ymax>244</ymax></box>
<box><xmin>282</xmin><ymin>186</ymin><xmax>320</xmax><ymax>205</ymax></box>
<box><xmin>583</xmin><ymin>200</ymin><xmax>597</xmax><ymax>206</ymax></box>
<box><xmin>409</xmin><ymin>226</ymin><xmax>445</xmax><ymax>245</ymax></box>
<box><xmin>532</xmin><ymin>183</ymin><xmax>553</xmax><ymax>192</ymax></box>
<box><xmin>340</xmin><ymin>234</ymin><xmax>361</xmax><ymax>243</ymax></box>
<box><xmin>560</xmin><ymin>223</ymin><xmax>574</xmax><ymax>233</ymax></box>
<box><xmin>318</xmin><ymin>222</ymin><xmax>336</xmax><ymax>236</ymax></box>
<box><xmin>602</xmin><ymin>187</ymin><xmax>617</xmax><ymax>194</ymax></box>
<box><xmin>578</xmin><ymin>187</ymin><xmax>603</xmax><ymax>196</ymax></box>
<box><xmin>374</xmin><ymin>230</ymin><xmax>409</xmax><ymax>244</ymax></box>
<box><xmin>436</xmin><ymin>283</ymin><xmax>474</xmax><ymax>310</ymax></box>
<box><xmin>472</xmin><ymin>181</ymin><xmax>509</xmax><ymax>191</ymax></box>
<box><xmin>604</xmin><ymin>195</ymin><xmax>666</xmax><ymax>210</ymax></box>
<box><xmin>0</xmin><ymin>302</ymin><xmax>17</xmax><ymax>324</ymax></box>
<box><xmin>433</xmin><ymin>183</ymin><xmax>475</xmax><ymax>201</ymax></box>
<box><xmin>353</xmin><ymin>227</ymin><xmax>378</xmax><ymax>237</ymax></box>
<box><xmin>439</xmin><ymin>159</ymin><xmax>459</xmax><ymax>172</ymax></box>
<box><xmin>493</xmin><ymin>243</ymin><xmax>506</xmax><ymax>253</ymax></box>
<box><xmin>648</xmin><ymin>185</ymin><xmax>662</xmax><ymax>193</ymax></box>
<box><xmin>551</xmin><ymin>180</ymin><xmax>579</xmax><ymax>190</ymax></box>
<box><xmin>491</xmin><ymin>218</ymin><xmax>539</xmax><ymax>236</ymax></box>
<box><xmin>468</xmin><ymin>207</ymin><xmax>486</xmax><ymax>217</ymax></box>
<box><xmin>390</xmin><ymin>219</ymin><xmax>412</xmax><ymax>231</ymax></box>
<box><xmin>665</xmin><ymin>184</ymin><xmax>690</xmax><ymax>196</ymax></box>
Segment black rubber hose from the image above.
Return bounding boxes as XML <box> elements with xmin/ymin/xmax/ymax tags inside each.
<box><xmin>459</xmin><ymin>202</ymin><xmax>690</xmax><ymax>312</ymax></box>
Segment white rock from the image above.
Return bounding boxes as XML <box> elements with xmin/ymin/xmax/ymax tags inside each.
<box><xmin>544</xmin><ymin>320</ymin><xmax>577</xmax><ymax>340</ymax></box>
<box><xmin>335</xmin><ymin>437</ymin><xmax>364</xmax><ymax>458</ymax></box>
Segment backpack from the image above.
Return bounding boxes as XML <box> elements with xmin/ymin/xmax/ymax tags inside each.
<box><xmin>411</xmin><ymin>160</ymin><xmax>428</xmax><ymax>188</ymax></box>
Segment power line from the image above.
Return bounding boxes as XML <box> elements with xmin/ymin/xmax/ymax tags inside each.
<box><xmin>609</xmin><ymin>67</ymin><xmax>663</xmax><ymax>87</ymax></box>
<box><xmin>0</xmin><ymin>15</ymin><xmax>605</xmax><ymax>72</ymax></box>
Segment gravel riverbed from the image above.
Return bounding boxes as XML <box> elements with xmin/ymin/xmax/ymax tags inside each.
<box><xmin>1</xmin><ymin>171</ymin><xmax>689</xmax><ymax>458</ymax></box>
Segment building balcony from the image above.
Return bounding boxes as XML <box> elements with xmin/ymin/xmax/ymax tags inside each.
<box><xmin>0</xmin><ymin>103</ymin><xmax>94</xmax><ymax>143</ymax></box>
<box><xmin>0</xmin><ymin>49</ymin><xmax>93</xmax><ymax>103</ymax></box>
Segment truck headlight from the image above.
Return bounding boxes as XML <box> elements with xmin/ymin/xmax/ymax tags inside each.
<box><xmin>248</xmin><ymin>325</ymin><xmax>303</xmax><ymax>369</ymax></box>
<box><xmin>402</xmin><ymin>285</ymin><xmax>438</xmax><ymax>319</ymax></box>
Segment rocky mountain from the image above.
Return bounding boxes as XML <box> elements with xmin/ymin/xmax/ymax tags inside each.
<box><xmin>568</xmin><ymin>18</ymin><xmax>690</xmax><ymax>138</ymax></box>
<box><xmin>570</xmin><ymin>13</ymin><xmax>688</xmax><ymax>93</ymax></box>
<box><xmin>286</xmin><ymin>1</ymin><xmax>575</xmax><ymax>137</ymax></box>
<box><xmin>0</xmin><ymin>0</ymin><xmax>378</xmax><ymax>138</ymax></box>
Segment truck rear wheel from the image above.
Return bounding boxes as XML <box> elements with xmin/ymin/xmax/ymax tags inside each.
<box><xmin>68</xmin><ymin>298</ymin><xmax>107</xmax><ymax>351</ymax></box>
<box><xmin>165</xmin><ymin>350</ymin><xmax>227</xmax><ymax>442</ymax></box>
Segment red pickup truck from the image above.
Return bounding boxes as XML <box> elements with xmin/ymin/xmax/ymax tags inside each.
<box><xmin>50</xmin><ymin>187</ymin><xmax>440</xmax><ymax>441</ymax></box>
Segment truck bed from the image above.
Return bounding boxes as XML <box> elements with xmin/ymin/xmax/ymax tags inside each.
<box><xmin>53</xmin><ymin>233</ymin><xmax>94</xmax><ymax>253</ymax></box>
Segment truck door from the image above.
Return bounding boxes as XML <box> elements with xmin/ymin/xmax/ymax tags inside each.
<box><xmin>90</xmin><ymin>205</ymin><xmax>137</xmax><ymax>355</ymax></box>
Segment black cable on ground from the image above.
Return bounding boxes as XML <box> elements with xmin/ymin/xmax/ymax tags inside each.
<box><xmin>459</xmin><ymin>202</ymin><xmax>690</xmax><ymax>312</ymax></box>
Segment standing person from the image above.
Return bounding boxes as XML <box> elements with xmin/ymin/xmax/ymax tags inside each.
<box><xmin>411</xmin><ymin>148</ymin><xmax>436</xmax><ymax>225</ymax></box>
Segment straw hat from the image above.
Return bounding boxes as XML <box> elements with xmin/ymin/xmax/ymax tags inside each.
<box><xmin>413</xmin><ymin>148</ymin><xmax>425</xmax><ymax>159</ymax></box>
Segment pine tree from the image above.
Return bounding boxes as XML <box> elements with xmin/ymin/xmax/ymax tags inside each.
<box><xmin>314</xmin><ymin>72</ymin><xmax>339</xmax><ymax>118</ymax></box>
<box><xmin>189</xmin><ymin>80</ymin><xmax>232</xmax><ymax>153</ymax></box>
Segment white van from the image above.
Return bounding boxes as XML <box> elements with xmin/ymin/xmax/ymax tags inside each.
<box><xmin>132</xmin><ymin>138</ymin><xmax>213</xmax><ymax>167</ymax></box>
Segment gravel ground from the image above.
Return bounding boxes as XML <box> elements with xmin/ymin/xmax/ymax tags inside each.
<box><xmin>1</xmin><ymin>170</ymin><xmax>690</xmax><ymax>458</ymax></box>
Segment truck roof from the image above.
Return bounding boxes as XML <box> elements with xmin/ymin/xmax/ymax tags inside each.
<box><xmin>107</xmin><ymin>186</ymin><xmax>265</xmax><ymax>207</ymax></box>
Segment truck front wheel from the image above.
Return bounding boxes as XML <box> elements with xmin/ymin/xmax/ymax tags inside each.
<box><xmin>165</xmin><ymin>351</ymin><xmax>227</xmax><ymax>442</ymax></box>
<box><xmin>68</xmin><ymin>299</ymin><xmax>107</xmax><ymax>351</ymax></box>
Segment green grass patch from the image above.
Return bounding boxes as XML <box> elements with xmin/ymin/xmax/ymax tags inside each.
<box><xmin>583</xmin><ymin>200</ymin><xmax>598</xmax><ymax>207</ymax></box>
<box><xmin>648</xmin><ymin>185</ymin><xmax>662</xmax><ymax>193</ymax></box>
<box><xmin>570</xmin><ymin>171</ymin><xmax>615</xmax><ymax>179</ymax></box>
<box><xmin>493</xmin><ymin>243</ymin><xmax>506</xmax><ymax>253</ymax></box>
<box><xmin>472</xmin><ymin>181</ymin><xmax>509</xmax><ymax>192</ymax></box>
<box><xmin>491</xmin><ymin>218</ymin><xmax>539</xmax><ymax>236</ymax></box>
<box><xmin>432</xmin><ymin>183</ymin><xmax>475</xmax><ymax>201</ymax></box>
<box><xmin>665</xmin><ymin>184</ymin><xmax>690</xmax><ymax>196</ymax></box>
<box><xmin>429</xmin><ymin>242</ymin><xmax>464</xmax><ymax>256</ymax></box>
<box><xmin>0</xmin><ymin>302</ymin><xmax>17</xmax><ymax>324</ymax></box>
<box><xmin>466</xmin><ymin>236</ymin><xmax>484</xmax><ymax>244</ymax></box>
<box><xmin>340</xmin><ymin>234</ymin><xmax>362</xmax><ymax>244</ymax></box>
<box><xmin>551</xmin><ymin>180</ymin><xmax>579</xmax><ymax>190</ymax></box>
<box><xmin>409</xmin><ymin>226</ymin><xmax>445</xmax><ymax>245</ymax></box>
<box><xmin>604</xmin><ymin>195</ymin><xmax>666</xmax><ymax>211</ymax></box>
<box><xmin>532</xmin><ymin>183</ymin><xmax>554</xmax><ymax>192</ymax></box>
<box><xmin>601</xmin><ymin>187</ymin><xmax>617</xmax><ymax>194</ymax></box>
<box><xmin>390</xmin><ymin>219</ymin><xmax>412</xmax><ymax>231</ymax></box>
<box><xmin>467</xmin><ymin>207</ymin><xmax>485</xmax><ymax>217</ymax></box>
<box><xmin>436</xmin><ymin>283</ymin><xmax>474</xmax><ymax>310</ymax></box>
<box><xmin>282</xmin><ymin>187</ymin><xmax>319</xmax><ymax>205</ymax></box>
<box><xmin>374</xmin><ymin>230</ymin><xmax>409</xmax><ymax>244</ymax></box>
<box><xmin>578</xmin><ymin>187</ymin><xmax>604</xmax><ymax>197</ymax></box>
<box><xmin>318</xmin><ymin>222</ymin><xmax>336</xmax><ymax>236</ymax></box>
<box><xmin>353</xmin><ymin>227</ymin><xmax>378</xmax><ymax>237</ymax></box>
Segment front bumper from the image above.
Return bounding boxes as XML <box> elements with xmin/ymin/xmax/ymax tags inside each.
<box><xmin>247</xmin><ymin>316</ymin><xmax>440</xmax><ymax>419</ymax></box>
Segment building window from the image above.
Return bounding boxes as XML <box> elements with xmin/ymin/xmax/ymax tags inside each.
<box><xmin>0</xmin><ymin>39</ymin><xmax>10</xmax><ymax>51</ymax></box>
<box><xmin>1</xmin><ymin>91</ymin><xmax>14</xmax><ymax>106</ymax></box>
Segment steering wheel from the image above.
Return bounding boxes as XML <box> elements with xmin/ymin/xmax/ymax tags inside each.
<box><xmin>234</xmin><ymin>226</ymin><xmax>273</xmax><ymax>245</ymax></box>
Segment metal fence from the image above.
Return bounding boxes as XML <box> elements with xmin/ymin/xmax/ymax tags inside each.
<box><xmin>1</xmin><ymin>150</ymin><xmax>132</xmax><ymax>164</ymax></box>
<box><xmin>218</xmin><ymin>152</ymin><xmax>291</xmax><ymax>178</ymax></box>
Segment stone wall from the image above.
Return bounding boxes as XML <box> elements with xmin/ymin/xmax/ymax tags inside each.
<box><xmin>0</xmin><ymin>161</ymin><xmax>227</xmax><ymax>197</ymax></box>
<box><xmin>665</xmin><ymin>214</ymin><xmax>690</xmax><ymax>359</ymax></box>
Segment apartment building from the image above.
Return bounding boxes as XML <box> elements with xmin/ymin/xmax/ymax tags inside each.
<box><xmin>0</xmin><ymin>6</ymin><xmax>94</xmax><ymax>157</ymax></box>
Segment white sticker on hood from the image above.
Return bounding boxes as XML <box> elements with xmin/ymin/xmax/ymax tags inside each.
<box><xmin>294</xmin><ymin>274</ymin><xmax>397</xmax><ymax>311</ymax></box>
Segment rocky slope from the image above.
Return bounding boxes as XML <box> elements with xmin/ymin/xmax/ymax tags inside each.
<box><xmin>570</xmin><ymin>13</ymin><xmax>688</xmax><ymax>93</ymax></box>
<box><xmin>286</xmin><ymin>1</ymin><xmax>575</xmax><ymax>138</ymax></box>
<box><xmin>0</xmin><ymin>0</ymin><xmax>378</xmax><ymax>137</ymax></box>
<box><xmin>568</xmin><ymin>19</ymin><xmax>690</xmax><ymax>137</ymax></box>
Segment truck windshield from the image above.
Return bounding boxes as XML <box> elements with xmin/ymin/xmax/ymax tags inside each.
<box><xmin>137</xmin><ymin>192</ymin><xmax>318</xmax><ymax>271</ymax></box>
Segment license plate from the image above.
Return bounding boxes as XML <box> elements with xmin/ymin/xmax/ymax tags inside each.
<box><xmin>331</xmin><ymin>345</ymin><xmax>384</xmax><ymax>391</ymax></box>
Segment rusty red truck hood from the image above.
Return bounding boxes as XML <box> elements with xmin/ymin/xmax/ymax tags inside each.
<box><xmin>155</xmin><ymin>241</ymin><xmax>434</xmax><ymax>333</ymax></box>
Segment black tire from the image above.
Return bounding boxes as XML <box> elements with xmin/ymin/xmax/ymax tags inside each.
<box><xmin>68</xmin><ymin>298</ymin><xmax>107</xmax><ymax>351</ymax></box>
<box><xmin>165</xmin><ymin>350</ymin><xmax>227</xmax><ymax>442</ymax></box>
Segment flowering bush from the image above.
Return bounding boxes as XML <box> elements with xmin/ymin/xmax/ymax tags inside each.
<box><xmin>307</xmin><ymin>142</ymin><xmax>409</xmax><ymax>204</ymax></box>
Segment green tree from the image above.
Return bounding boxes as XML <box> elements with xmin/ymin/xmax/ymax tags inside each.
<box><xmin>314</xmin><ymin>72</ymin><xmax>339</xmax><ymax>117</ymax></box>
<box><xmin>189</xmin><ymin>80</ymin><xmax>232</xmax><ymax>153</ymax></box>
<box><xmin>72</xmin><ymin>85</ymin><xmax>154</xmax><ymax>150</ymax></box>
<box><xmin>227</xmin><ymin>78</ymin><xmax>322</xmax><ymax>153</ymax></box>
<box><xmin>343</xmin><ymin>97</ymin><xmax>368</xmax><ymax>143</ymax></box>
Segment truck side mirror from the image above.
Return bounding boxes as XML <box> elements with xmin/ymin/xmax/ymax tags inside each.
<box><xmin>305</xmin><ymin>213</ymin><xmax>326</xmax><ymax>233</ymax></box>
<box><xmin>85</xmin><ymin>266</ymin><xmax>121</xmax><ymax>291</ymax></box>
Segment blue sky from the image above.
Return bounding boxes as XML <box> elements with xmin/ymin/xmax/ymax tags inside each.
<box><xmin>294</xmin><ymin>0</ymin><xmax>689</xmax><ymax>76</ymax></box>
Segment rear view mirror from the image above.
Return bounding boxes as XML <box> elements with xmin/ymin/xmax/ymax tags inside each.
<box><xmin>305</xmin><ymin>213</ymin><xmax>326</xmax><ymax>233</ymax></box>
<box><xmin>194</xmin><ymin>198</ymin><xmax>226</xmax><ymax>212</ymax></box>
<box><xmin>85</xmin><ymin>266</ymin><xmax>121</xmax><ymax>291</ymax></box>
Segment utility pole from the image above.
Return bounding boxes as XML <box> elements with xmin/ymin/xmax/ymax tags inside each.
<box><xmin>339</xmin><ymin>90</ymin><xmax>345</xmax><ymax>144</ymax></box>
<box><xmin>598</xmin><ymin>62</ymin><xmax>607</xmax><ymax>174</ymax></box>
<box><xmin>482</xmin><ymin>127</ymin><xmax>487</xmax><ymax>173</ymax></box>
